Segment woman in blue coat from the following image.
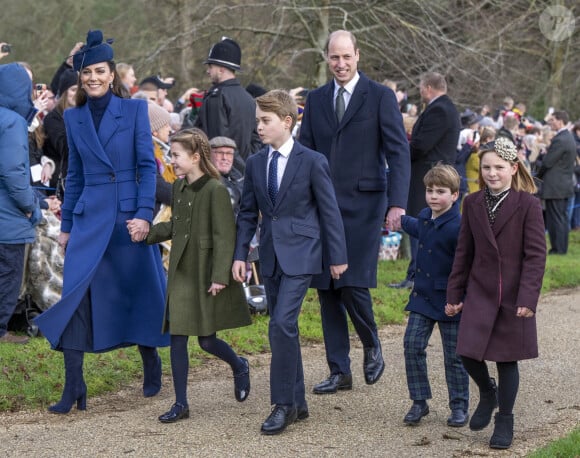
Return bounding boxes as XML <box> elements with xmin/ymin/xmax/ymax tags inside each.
<box><xmin>35</xmin><ymin>30</ymin><xmax>169</xmax><ymax>413</ymax></box>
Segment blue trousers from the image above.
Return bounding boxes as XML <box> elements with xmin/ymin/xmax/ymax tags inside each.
<box><xmin>0</xmin><ymin>244</ymin><xmax>25</xmax><ymax>337</ymax></box>
<box><xmin>318</xmin><ymin>286</ymin><xmax>379</xmax><ymax>375</ymax></box>
<box><xmin>404</xmin><ymin>312</ymin><xmax>469</xmax><ymax>411</ymax></box>
<box><xmin>263</xmin><ymin>261</ymin><xmax>311</xmax><ymax>407</ymax></box>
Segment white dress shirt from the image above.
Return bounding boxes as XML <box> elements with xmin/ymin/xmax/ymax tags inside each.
<box><xmin>267</xmin><ymin>137</ymin><xmax>294</xmax><ymax>190</ymax></box>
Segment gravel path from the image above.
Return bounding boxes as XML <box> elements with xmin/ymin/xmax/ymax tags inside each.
<box><xmin>1</xmin><ymin>289</ymin><xmax>579</xmax><ymax>457</ymax></box>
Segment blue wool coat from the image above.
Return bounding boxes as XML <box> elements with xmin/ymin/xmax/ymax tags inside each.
<box><xmin>402</xmin><ymin>203</ymin><xmax>461</xmax><ymax>322</ymax></box>
<box><xmin>35</xmin><ymin>95</ymin><xmax>169</xmax><ymax>351</ymax></box>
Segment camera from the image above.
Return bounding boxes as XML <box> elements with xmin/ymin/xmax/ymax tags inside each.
<box><xmin>1</xmin><ymin>44</ymin><xmax>11</xmax><ymax>53</ymax></box>
<box><xmin>35</xmin><ymin>83</ymin><xmax>46</xmax><ymax>92</ymax></box>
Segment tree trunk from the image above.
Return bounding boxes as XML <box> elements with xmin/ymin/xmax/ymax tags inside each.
<box><xmin>316</xmin><ymin>0</ymin><xmax>330</xmax><ymax>86</ymax></box>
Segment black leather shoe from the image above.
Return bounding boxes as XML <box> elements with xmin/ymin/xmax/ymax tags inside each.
<box><xmin>312</xmin><ymin>373</ymin><xmax>353</xmax><ymax>394</ymax></box>
<box><xmin>158</xmin><ymin>402</ymin><xmax>189</xmax><ymax>423</ymax></box>
<box><xmin>363</xmin><ymin>344</ymin><xmax>384</xmax><ymax>385</ymax></box>
<box><xmin>260</xmin><ymin>405</ymin><xmax>297</xmax><ymax>435</ymax></box>
<box><xmin>447</xmin><ymin>408</ymin><xmax>469</xmax><ymax>427</ymax></box>
<box><xmin>403</xmin><ymin>403</ymin><xmax>429</xmax><ymax>425</ymax></box>
<box><xmin>388</xmin><ymin>279</ymin><xmax>414</xmax><ymax>289</ymax></box>
<box><xmin>233</xmin><ymin>357</ymin><xmax>250</xmax><ymax>402</ymax></box>
<box><xmin>296</xmin><ymin>404</ymin><xmax>309</xmax><ymax>421</ymax></box>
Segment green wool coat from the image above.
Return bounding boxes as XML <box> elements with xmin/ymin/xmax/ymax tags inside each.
<box><xmin>147</xmin><ymin>174</ymin><xmax>251</xmax><ymax>336</ymax></box>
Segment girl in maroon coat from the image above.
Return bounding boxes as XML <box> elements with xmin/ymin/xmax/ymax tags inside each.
<box><xmin>445</xmin><ymin>137</ymin><xmax>546</xmax><ymax>450</ymax></box>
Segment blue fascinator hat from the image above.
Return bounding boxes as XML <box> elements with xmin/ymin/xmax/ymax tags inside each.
<box><xmin>72</xmin><ymin>30</ymin><xmax>114</xmax><ymax>71</ymax></box>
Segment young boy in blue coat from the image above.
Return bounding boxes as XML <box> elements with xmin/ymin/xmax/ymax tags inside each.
<box><xmin>232</xmin><ymin>89</ymin><xmax>347</xmax><ymax>435</ymax></box>
<box><xmin>400</xmin><ymin>164</ymin><xmax>469</xmax><ymax>427</ymax></box>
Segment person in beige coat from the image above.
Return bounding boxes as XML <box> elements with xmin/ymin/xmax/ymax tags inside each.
<box><xmin>145</xmin><ymin>128</ymin><xmax>252</xmax><ymax>424</ymax></box>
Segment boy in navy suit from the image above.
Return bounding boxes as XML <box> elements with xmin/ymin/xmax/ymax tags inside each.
<box><xmin>400</xmin><ymin>164</ymin><xmax>469</xmax><ymax>427</ymax></box>
<box><xmin>233</xmin><ymin>90</ymin><xmax>348</xmax><ymax>435</ymax></box>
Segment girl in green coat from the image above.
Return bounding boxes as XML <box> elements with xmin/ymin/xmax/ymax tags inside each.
<box><xmin>145</xmin><ymin>128</ymin><xmax>252</xmax><ymax>423</ymax></box>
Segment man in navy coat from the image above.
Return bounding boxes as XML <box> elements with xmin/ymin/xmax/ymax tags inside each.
<box><xmin>299</xmin><ymin>30</ymin><xmax>410</xmax><ymax>394</ymax></box>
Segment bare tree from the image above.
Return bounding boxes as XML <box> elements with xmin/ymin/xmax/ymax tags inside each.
<box><xmin>2</xmin><ymin>0</ymin><xmax>578</xmax><ymax>119</ymax></box>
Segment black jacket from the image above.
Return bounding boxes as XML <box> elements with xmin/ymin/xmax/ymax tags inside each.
<box><xmin>195</xmin><ymin>78</ymin><xmax>262</xmax><ymax>173</ymax></box>
<box><xmin>408</xmin><ymin>94</ymin><xmax>460</xmax><ymax>216</ymax></box>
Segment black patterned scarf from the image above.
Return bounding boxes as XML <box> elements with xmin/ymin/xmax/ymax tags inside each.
<box><xmin>484</xmin><ymin>187</ymin><xmax>510</xmax><ymax>226</ymax></box>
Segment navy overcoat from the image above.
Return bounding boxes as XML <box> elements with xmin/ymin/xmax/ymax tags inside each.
<box><xmin>35</xmin><ymin>95</ymin><xmax>169</xmax><ymax>351</ymax></box>
<box><xmin>299</xmin><ymin>72</ymin><xmax>410</xmax><ymax>288</ymax></box>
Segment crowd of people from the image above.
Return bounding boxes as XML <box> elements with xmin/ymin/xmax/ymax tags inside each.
<box><xmin>0</xmin><ymin>26</ymin><xmax>579</xmax><ymax>451</ymax></box>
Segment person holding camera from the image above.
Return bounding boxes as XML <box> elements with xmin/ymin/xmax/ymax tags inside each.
<box><xmin>0</xmin><ymin>42</ymin><xmax>11</xmax><ymax>60</ymax></box>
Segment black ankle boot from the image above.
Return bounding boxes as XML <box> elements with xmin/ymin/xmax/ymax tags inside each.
<box><xmin>469</xmin><ymin>377</ymin><xmax>498</xmax><ymax>431</ymax></box>
<box><xmin>490</xmin><ymin>413</ymin><xmax>514</xmax><ymax>449</ymax></box>
<box><xmin>49</xmin><ymin>349</ymin><xmax>87</xmax><ymax>414</ymax></box>
<box><xmin>139</xmin><ymin>346</ymin><xmax>162</xmax><ymax>397</ymax></box>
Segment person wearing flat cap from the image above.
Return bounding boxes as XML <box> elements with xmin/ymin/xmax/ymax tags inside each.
<box><xmin>209</xmin><ymin>136</ymin><xmax>244</xmax><ymax>218</ymax></box>
<box><xmin>35</xmin><ymin>29</ymin><xmax>169</xmax><ymax>415</ymax></box>
<box><xmin>194</xmin><ymin>37</ymin><xmax>261</xmax><ymax>175</ymax></box>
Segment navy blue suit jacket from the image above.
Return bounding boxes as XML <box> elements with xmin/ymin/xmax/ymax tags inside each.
<box><xmin>299</xmin><ymin>72</ymin><xmax>410</xmax><ymax>288</ymax></box>
<box><xmin>234</xmin><ymin>141</ymin><xmax>347</xmax><ymax>277</ymax></box>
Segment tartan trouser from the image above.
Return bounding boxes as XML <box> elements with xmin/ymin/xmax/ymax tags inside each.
<box><xmin>403</xmin><ymin>311</ymin><xmax>469</xmax><ymax>411</ymax></box>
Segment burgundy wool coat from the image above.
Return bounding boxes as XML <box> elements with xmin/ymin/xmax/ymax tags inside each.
<box><xmin>446</xmin><ymin>190</ymin><xmax>546</xmax><ymax>362</ymax></box>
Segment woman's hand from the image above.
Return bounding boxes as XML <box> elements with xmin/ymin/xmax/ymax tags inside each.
<box><xmin>208</xmin><ymin>282</ymin><xmax>226</xmax><ymax>296</ymax></box>
<box><xmin>126</xmin><ymin>218</ymin><xmax>150</xmax><ymax>243</ymax></box>
<box><xmin>45</xmin><ymin>195</ymin><xmax>61</xmax><ymax>213</ymax></box>
<box><xmin>516</xmin><ymin>306</ymin><xmax>534</xmax><ymax>318</ymax></box>
<box><xmin>58</xmin><ymin>231</ymin><xmax>71</xmax><ymax>250</ymax></box>
<box><xmin>41</xmin><ymin>163</ymin><xmax>54</xmax><ymax>183</ymax></box>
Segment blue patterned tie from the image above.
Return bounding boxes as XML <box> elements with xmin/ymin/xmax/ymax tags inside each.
<box><xmin>268</xmin><ymin>150</ymin><xmax>280</xmax><ymax>204</ymax></box>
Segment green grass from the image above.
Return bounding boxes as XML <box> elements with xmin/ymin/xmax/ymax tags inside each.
<box><xmin>527</xmin><ymin>427</ymin><xmax>580</xmax><ymax>458</ymax></box>
<box><xmin>1</xmin><ymin>232</ymin><xmax>579</xmax><ymax>416</ymax></box>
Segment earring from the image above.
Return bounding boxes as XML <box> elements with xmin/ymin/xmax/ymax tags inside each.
<box><xmin>109</xmin><ymin>82</ymin><xmax>113</xmax><ymax>89</ymax></box>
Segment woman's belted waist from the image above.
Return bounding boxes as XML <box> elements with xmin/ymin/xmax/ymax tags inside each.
<box><xmin>84</xmin><ymin>169</ymin><xmax>138</xmax><ymax>186</ymax></box>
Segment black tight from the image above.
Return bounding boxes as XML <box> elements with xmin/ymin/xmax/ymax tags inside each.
<box><xmin>197</xmin><ymin>334</ymin><xmax>243</xmax><ymax>371</ymax></box>
<box><xmin>461</xmin><ymin>356</ymin><xmax>519</xmax><ymax>415</ymax></box>
<box><xmin>170</xmin><ymin>334</ymin><xmax>243</xmax><ymax>406</ymax></box>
